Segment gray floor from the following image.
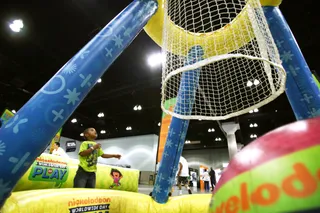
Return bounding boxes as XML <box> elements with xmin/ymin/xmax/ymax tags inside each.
<box><xmin>138</xmin><ymin>184</ymin><xmax>212</xmax><ymax>196</ymax></box>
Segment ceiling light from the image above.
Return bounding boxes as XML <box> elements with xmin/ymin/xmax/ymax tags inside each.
<box><xmin>158</xmin><ymin>122</ymin><xmax>161</xmax><ymax>126</ymax></box>
<box><xmin>253</xmin><ymin>79</ymin><xmax>260</xmax><ymax>85</ymax></box>
<box><xmin>215</xmin><ymin>138</ymin><xmax>222</xmax><ymax>141</ymax></box>
<box><xmin>185</xmin><ymin>140</ymin><xmax>191</xmax><ymax>144</ymax></box>
<box><xmin>80</xmin><ymin>133</ymin><xmax>84</xmax><ymax>137</ymax></box>
<box><xmin>9</xmin><ymin>19</ymin><xmax>23</xmax><ymax>32</ymax></box>
<box><xmin>275</xmin><ymin>109</ymin><xmax>277</xmax><ymax>112</ymax></box>
<box><xmin>98</xmin><ymin>112</ymin><xmax>104</xmax><ymax>118</ymax></box>
<box><xmin>71</xmin><ymin>118</ymin><xmax>77</xmax><ymax>123</ymax></box>
<box><xmin>250</xmin><ymin>134</ymin><xmax>258</xmax><ymax>138</ymax></box>
<box><xmin>249</xmin><ymin>110</ymin><xmax>253</xmax><ymax>113</ymax></box>
<box><xmin>133</xmin><ymin>105</ymin><xmax>142</xmax><ymax>111</ymax></box>
<box><xmin>246</xmin><ymin>80</ymin><xmax>253</xmax><ymax>87</ymax></box>
<box><xmin>147</xmin><ymin>52</ymin><xmax>163</xmax><ymax>68</ymax></box>
<box><xmin>100</xmin><ymin>130</ymin><xmax>106</xmax><ymax>134</ymax></box>
<box><xmin>208</xmin><ymin>128</ymin><xmax>215</xmax><ymax>132</ymax></box>
<box><xmin>254</xmin><ymin>108</ymin><xmax>259</xmax><ymax>112</ymax></box>
<box><xmin>126</xmin><ymin>126</ymin><xmax>132</xmax><ymax>131</ymax></box>
<box><xmin>11</xmin><ymin>110</ymin><xmax>16</xmax><ymax>114</ymax></box>
<box><xmin>97</xmin><ymin>78</ymin><xmax>102</xmax><ymax>83</ymax></box>
<box><xmin>250</xmin><ymin>123</ymin><xmax>258</xmax><ymax>128</ymax></box>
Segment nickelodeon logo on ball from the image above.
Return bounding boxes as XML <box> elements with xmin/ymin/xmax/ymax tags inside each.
<box><xmin>212</xmin><ymin>163</ymin><xmax>320</xmax><ymax>213</ymax></box>
<box><xmin>28</xmin><ymin>157</ymin><xmax>69</xmax><ymax>183</ymax></box>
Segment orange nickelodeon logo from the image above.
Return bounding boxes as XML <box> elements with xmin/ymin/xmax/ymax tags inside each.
<box><xmin>213</xmin><ymin>163</ymin><xmax>319</xmax><ymax>213</ymax></box>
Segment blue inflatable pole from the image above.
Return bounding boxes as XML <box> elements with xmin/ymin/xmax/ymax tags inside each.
<box><xmin>263</xmin><ymin>6</ymin><xmax>320</xmax><ymax>120</ymax></box>
<box><xmin>0</xmin><ymin>0</ymin><xmax>157</xmax><ymax>208</ymax></box>
<box><xmin>152</xmin><ymin>46</ymin><xmax>204</xmax><ymax>203</ymax></box>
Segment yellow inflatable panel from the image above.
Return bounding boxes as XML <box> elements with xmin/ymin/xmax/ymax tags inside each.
<box><xmin>13</xmin><ymin>154</ymin><xmax>139</xmax><ymax>192</ymax></box>
<box><xmin>144</xmin><ymin>0</ymin><xmax>282</xmax><ymax>57</ymax></box>
<box><xmin>2</xmin><ymin>189</ymin><xmax>211</xmax><ymax>213</ymax></box>
<box><xmin>260</xmin><ymin>0</ymin><xmax>282</xmax><ymax>6</ymax></box>
<box><xmin>144</xmin><ymin>0</ymin><xmax>255</xmax><ymax>57</ymax></box>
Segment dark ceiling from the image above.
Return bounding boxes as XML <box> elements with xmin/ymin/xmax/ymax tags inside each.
<box><xmin>0</xmin><ymin>0</ymin><xmax>317</xmax><ymax>150</ymax></box>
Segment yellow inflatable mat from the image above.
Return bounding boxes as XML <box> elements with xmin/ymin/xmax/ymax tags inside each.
<box><xmin>2</xmin><ymin>189</ymin><xmax>211</xmax><ymax>213</ymax></box>
<box><xmin>13</xmin><ymin>154</ymin><xmax>139</xmax><ymax>192</ymax></box>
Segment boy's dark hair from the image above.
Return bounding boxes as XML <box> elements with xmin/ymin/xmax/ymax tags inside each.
<box><xmin>83</xmin><ymin>128</ymin><xmax>90</xmax><ymax>140</ymax></box>
<box><xmin>55</xmin><ymin>142</ymin><xmax>60</xmax><ymax>147</ymax></box>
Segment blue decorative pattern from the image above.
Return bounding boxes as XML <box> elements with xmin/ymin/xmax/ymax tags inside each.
<box><xmin>263</xmin><ymin>6</ymin><xmax>320</xmax><ymax>120</ymax></box>
<box><xmin>0</xmin><ymin>0</ymin><xmax>158</xmax><ymax>208</ymax></box>
<box><xmin>152</xmin><ymin>46</ymin><xmax>204</xmax><ymax>203</ymax></box>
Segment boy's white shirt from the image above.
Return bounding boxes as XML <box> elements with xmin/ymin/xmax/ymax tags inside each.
<box><xmin>52</xmin><ymin>147</ymin><xmax>69</xmax><ymax>158</ymax></box>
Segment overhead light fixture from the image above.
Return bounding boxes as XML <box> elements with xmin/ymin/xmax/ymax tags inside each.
<box><xmin>126</xmin><ymin>126</ymin><xmax>132</xmax><ymax>131</ymax></box>
<box><xmin>11</xmin><ymin>110</ymin><xmax>16</xmax><ymax>114</ymax></box>
<box><xmin>215</xmin><ymin>138</ymin><xmax>222</xmax><ymax>141</ymax></box>
<box><xmin>249</xmin><ymin>123</ymin><xmax>258</xmax><ymax>128</ymax></box>
<box><xmin>9</xmin><ymin>19</ymin><xmax>23</xmax><ymax>32</ymax></box>
<box><xmin>97</xmin><ymin>112</ymin><xmax>104</xmax><ymax>118</ymax></box>
<box><xmin>250</xmin><ymin>134</ymin><xmax>258</xmax><ymax>138</ymax></box>
<box><xmin>208</xmin><ymin>128</ymin><xmax>215</xmax><ymax>132</ymax></box>
<box><xmin>158</xmin><ymin>122</ymin><xmax>161</xmax><ymax>126</ymax></box>
<box><xmin>133</xmin><ymin>105</ymin><xmax>142</xmax><ymax>111</ymax></box>
<box><xmin>100</xmin><ymin>130</ymin><xmax>106</xmax><ymax>134</ymax></box>
<box><xmin>71</xmin><ymin>118</ymin><xmax>77</xmax><ymax>123</ymax></box>
<box><xmin>253</xmin><ymin>79</ymin><xmax>260</xmax><ymax>85</ymax></box>
<box><xmin>249</xmin><ymin>108</ymin><xmax>259</xmax><ymax>114</ymax></box>
<box><xmin>80</xmin><ymin>133</ymin><xmax>84</xmax><ymax>137</ymax></box>
<box><xmin>97</xmin><ymin>78</ymin><xmax>102</xmax><ymax>83</ymax></box>
<box><xmin>247</xmin><ymin>79</ymin><xmax>260</xmax><ymax>87</ymax></box>
<box><xmin>147</xmin><ymin>52</ymin><xmax>163</xmax><ymax>68</ymax></box>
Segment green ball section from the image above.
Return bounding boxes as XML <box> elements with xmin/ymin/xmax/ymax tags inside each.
<box><xmin>209</xmin><ymin>146</ymin><xmax>320</xmax><ymax>213</ymax></box>
<box><xmin>13</xmin><ymin>153</ymin><xmax>139</xmax><ymax>192</ymax></box>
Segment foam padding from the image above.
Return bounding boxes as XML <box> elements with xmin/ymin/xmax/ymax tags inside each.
<box><xmin>13</xmin><ymin>153</ymin><xmax>139</xmax><ymax>192</ymax></box>
<box><xmin>2</xmin><ymin>189</ymin><xmax>211</xmax><ymax>213</ymax></box>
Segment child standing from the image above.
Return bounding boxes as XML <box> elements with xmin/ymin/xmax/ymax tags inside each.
<box><xmin>73</xmin><ymin>128</ymin><xmax>121</xmax><ymax>188</ymax></box>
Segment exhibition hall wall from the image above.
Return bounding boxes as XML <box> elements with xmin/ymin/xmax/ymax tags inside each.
<box><xmin>182</xmin><ymin>148</ymin><xmax>230</xmax><ymax>169</ymax></box>
<box><xmin>44</xmin><ymin>134</ymin><xmax>159</xmax><ymax>172</ymax></box>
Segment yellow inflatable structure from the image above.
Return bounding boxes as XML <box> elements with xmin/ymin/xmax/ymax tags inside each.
<box><xmin>1</xmin><ymin>154</ymin><xmax>211</xmax><ymax>213</ymax></box>
<box><xmin>3</xmin><ymin>189</ymin><xmax>211</xmax><ymax>213</ymax></box>
<box><xmin>13</xmin><ymin>154</ymin><xmax>139</xmax><ymax>192</ymax></box>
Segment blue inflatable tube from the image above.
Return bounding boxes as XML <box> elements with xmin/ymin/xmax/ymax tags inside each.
<box><xmin>152</xmin><ymin>46</ymin><xmax>204</xmax><ymax>203</ymax></box>
<box><xmin>263</xmin><ymin>6</ymin><xmax>320</xmax><ymax>120</ymax></box>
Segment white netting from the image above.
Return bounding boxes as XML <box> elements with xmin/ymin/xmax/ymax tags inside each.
<box><xmin>161</xmin><ymin>0</ymin><xmax>286</xmax><ymax>120</ymax></box>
